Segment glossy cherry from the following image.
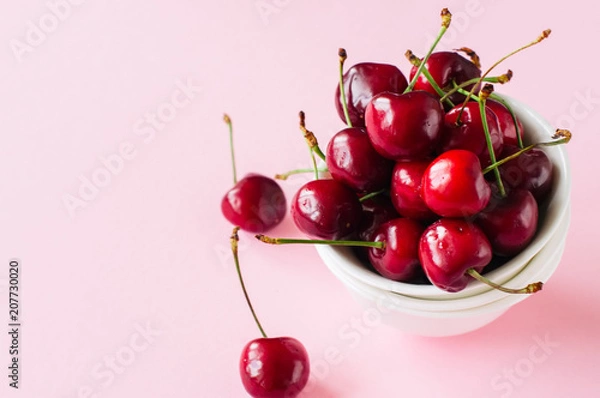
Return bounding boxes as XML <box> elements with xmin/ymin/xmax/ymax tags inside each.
<box><xmin>390</xmin><ymin>160</ymin><xmax>438</xmax><ymax>221</ymax></box>
<box><xmin>335</xmin><ymin>62</ymin><xmax>408</xmax><ymax>127</ymax></box>
<box><xmin>222</xmin><ymin>174</ymin><xmax>287</xmax><ymax>233</ymax></box>
<box><xmin>365</xmin><ymin>91</ymin><xmax>444</xmax><ymax>160</ymax></box>
<box><xmin>476</xmin><ymin>189</ymin><xmax>539</xmax><ymax>256</ymax></box>
<box><xmin>240</xmin><ymin>337</ymin><xmax>310</xmax><ymax>398</ymax></box>
<box><xmin>421</xmin><ymin>149</ymin><xmax>491</xmax><ymax>217</ymax></box>
<box><xmin>326</xmin><ymin>127</ymin><xmax>394</xmax><ymax>193</ymax></box>
<box><xmin>221</xmin><ymin>114</ymin><xmax>286</xmax><ymax>233</ymax></box>
<box><xmin>419</xmin><ymin>218</ymin><xmax>493</xmax><ymax>292</ymax></box>
<box><xmin>498</xmin><ymin>145</ymin><xmax>553</xmax><ymax>202</ymax></box>
<box><xmin>368</xmin><ymin>218</ymin><xmax>425</xmax><ymax>281</ymax></box>
<box><xmin>357</xmin><ymin>196</ymin><xmax>400</xmax><ymax>242</ymax></box>
<box><xmin>409</xmin><ymin>51</ymin><xmax>481</xmax><ymax>104</ymax></box>
<box><xmin>440</xmin><ymin>101</ymin><xmax>504</xmax><ymax>165</ymax></box>
<box><xmin>486</xmin><ymin>99</ymin><xmax>524</xmax><ymax>147</ymax></box>
<box><xmin>291</xmin><ymin>179</ymin><xmax>362</xmax><ymax>240</ymax></box>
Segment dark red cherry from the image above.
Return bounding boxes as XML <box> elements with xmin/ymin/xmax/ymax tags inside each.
<box><xmin>498</xmin><ymin>145</ymin><xmax>553</xmax><ymax>202</ymax></box>
<box><xmin>335</xmin><ymin>62</ymin><xmax>408</xmax><ymax>127</ymax></box>
<box><xmin>486</xmin><ymin>99</ymin><xmax>524</xmax><ymax>147</ymax></box>
<box><xmin>421</xmin><ymin>149</ymin><xmax>491</xmax><ymax>217</ymax></box>
<box><xmin>390</xmin><ymin>160</ymin><xmax>438</xmax><ymax>221</ymax></box>
<box><xmin>357</xmin><ymin>196</ymin><xmax>400</xmax><ymax>242</ymax></box>
<box><xmin>476</xmin><ymin>189</ymin><xmax>539</xmax><ymax>257</ymax></box>
<box><xmin>440</xmin><ymin>102</ymin><xmax>503</xmax><ymax>165</ymax></box>
<box><xmin>326</xmin><ymin>127</ymin><xmax>394</xmax><ymax>193</ymax></box>
<box><xmin>409</xmin><ymin>51</ymin><xmax>481</xmax><ymax>104</ymax></box>
<box><xmin>419</xmin><ymin>218</ymin><xmax>492</xmax><ymax>292</ymax></box>
<box><xmin>368</xmin><ymin>218</ymin><xmax>425</xmax><ymax>281</ymax></box>
<box><xmin>221</xmin><ymin>174</ymin><xmax>286</xmax><ymax>233</ymax></box>
<box><xmin>291</xmin><ymin>179</ymin><xmax>362</xmax><ymax>240</ymax></box>
<box><xmin>365</xmin><ymin>91</ymin><xmax>444</xmax><ymax>160</ymax></box>
<box><xmin>240</xmin><ymin>337</ymin><xmax>310</xmax><ymax>398</ymax></box>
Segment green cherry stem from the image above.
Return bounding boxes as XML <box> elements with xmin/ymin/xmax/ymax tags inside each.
<box><xmin>299</xmin><ymin>111</ymin><xmax>327</xmax><ymax>162</ymax></box>
<box><xmin>489</xmin><ymin>93</ymin><xmax>524</xmax><ymax>148</ymax></box>
<box><xmin>454</xmin><ymin>84</ymin><xmax>479</xmax><ymax>102</ymax></box>
<box><xmin>359</xmin><ymin>189</ymin><xmax>387</xmax><ymax>202</ymax></box>
<box><xmin>231</xmin><ymin>227</ymin><xmax>268</xmax><ymax>338</ymax></box>
<box><xmin>223</xmin><ymin>114</ymin><xmax>238</xmax><ymax>185</ymax></box>
<box><xmin>478</xmin><ymin>84</ymin><xmax>506</xmax><ymax>196</ymax></box>
<box><xmin>299</xmin><ymin>111</ymin><xmax>323</xmax><ymax>180</ymax></box>
<box><xmin>256</xmin><ymin>234</ymin><xmax>385</xmax><ymax>249</ymax></box>
<box><xmin>404</xmin><ymin>8</ymin><xmax>452</xmax><ymax>93</ymax></box>
<box><xmin>458</xmin><ymin>29</ymin><xmax>551</xmax><ymax>116</ymax></box>
<box><xmin>482</xmin><ymin>129</ymin><xmax>572</xmax><ymax>175</ymax></box>
<box><xmin>275</xmin><ymin>167</ymin><xmax>329</xmax><ymax>181</ymax></box>
<box><xmin>405</xmin><ymin>50</ymin><xmax>454</xmax><ymax>108</ymax></box>
<box><xmin>467</xmin><ymin>268</ymin><xmax>543</xmax><ymax>294</ymax></box>
<box><xmin>338</xmin><ymin>48</ymin><xmax>353</xmax><ymax>128</ymax></box>
<box><xmin>439</xmin><ymin>70</ymin><xmax>512</xmax><ymax>103</ymax></box>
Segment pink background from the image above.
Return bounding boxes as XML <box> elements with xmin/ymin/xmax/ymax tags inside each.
<box><xmin>1</xmin><ymin>0</ymin><xmax>599</xmax><ymax>397</ymax></box>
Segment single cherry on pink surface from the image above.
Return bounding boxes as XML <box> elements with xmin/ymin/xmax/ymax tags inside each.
<box><xmin>476</xmin><ymin>189</ymin><xmax>539</xmax><ymax>257</ymax></box>
<box><xmin>498</xmin><ymin>145</ymin><xmax>554</xmax><ymax>202</ymax></box>
<box><xmin>368</xmin><ymin>218</ymin><xmax>425</xmax><ymax>281</ymax></box>
<box><xmin>486</xmin><ymin>99</ymin><xmax>524</xmax><ymax>147</ymax></box>
<box><xmin>409</xmin><ymin>51</ymin><xmax>481</xmax><ymax>104</ymax></box>
<box><xmin>365</xmin><ymin>91</ymin><xmax>444</xmax><ymax>160</ymax></box>
<box><xmin>421</xmin><ymin>149</ymin><xmax>491</xmax><ymax>217</ymax></box>
<box><xmin>335</xmin><ymin>61</ymin><xmax>408</xmax><ymax>127</ymax></box>
<box><xmin>222</xmin><ymin>174</ymin><xmax>287</xmax><ymax>233</ymax></box>
<box><xmin>390</xmin><ymin>160</ymin><xmax>438</xmax><ymax>221</ymax></box>
<box><xmin>220</xmin><ymin>115</ymin><xmax>286</xmax><ymax>233</ymax></box>
<box><xmin>291</xmin><ymin>179</ymin><xmax>362</xmax><ymax>240</ymax></box>
<box><xmin>240</xmin><ymin>337</ymin><xmax>310</xmax><ymax>398</ymax></box>
<box><xmin>326</xmin><ymin>127</ymin><xmax>394</xmax><ymax>193</ymax></box>
<box><xmin>230</xmin><ymin>228</ymin><xmax>310</xmax><ymax>398</ymax></box>
<box><xmin>419</xmin><ymin>218</ymin><xmax>493</xmax><ymax>292</ymax></box>
<box><xmin>440</xmin><ymin>101</ymin><xmax>504</xmax><ymax>165</ymax></box>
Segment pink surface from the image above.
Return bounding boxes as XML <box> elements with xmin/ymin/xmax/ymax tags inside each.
<box><xmin>1</xmin><ymin>1</ymin><xmax>598</xmax><ymax>397</ymax></box>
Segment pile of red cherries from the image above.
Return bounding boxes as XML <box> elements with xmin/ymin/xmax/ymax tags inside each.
<box><xmin>221</xmin><ymin>9</ymin><xmax>570</xmax><ymax>397</ymax></box>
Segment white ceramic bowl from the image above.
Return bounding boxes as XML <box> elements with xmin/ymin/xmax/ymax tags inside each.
<box><xmin>316</xmin><ymin>95</ymin><xmax>571</xmax><ymax>335</ymax></box>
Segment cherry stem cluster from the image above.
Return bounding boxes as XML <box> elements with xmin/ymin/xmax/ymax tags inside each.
<box><xmin>405</xmin><ymin>8</ymin><xmax>452</xmax><ymax>93</ymax></box>
<box><xmin>231</xmin><ymin>228</ymin><xmax>268</xmax><ymax>338</ymax></box>
<box><xmin>224</xmin><ymin>114</ymin><xmax>238</xmax><ymax>185</ymax></box>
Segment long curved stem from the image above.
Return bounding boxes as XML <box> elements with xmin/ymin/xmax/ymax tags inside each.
<box><xmin>338</xmin><ymin>48</ymin><xmax>353</xmax><ymax>127</ymax></box>
<box><xmin>256</xmin><ymin>235</ymin><xmax>385</xmax><ymax>249</ymax></box>
<box><xmin>404</xmin><ymin>8</ymin><xmax>452</xmax><ymax>93</ymax></box>
<box><xmin>224</xmin><ymin>114</ymin><xmax>238</xmax><ymax>184</ymax></box>
<box><xmin>231</xmin><ymin>228</ymin><xmax>267</xmax><ymax>338</ymax></box>
<box><xmin>467</xmin><ymin>268</ymin><xmax>542</xmax><ymax>294</ymax></box>
<box><xmin>478</xmin><ymin>84</ymin><xmax>505</xmax><ymax>196</ymax></box>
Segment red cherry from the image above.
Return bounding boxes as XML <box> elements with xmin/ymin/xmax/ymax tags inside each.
<box><xmin>357</xmin><ymin>196</ymin><xmax>400</xmax><ymax>242</ymax></box>
<box><xmin>440</xmin><ymin>102</ymin><xmax>504</xmax><ymax>165</ymax></box>
<box><xmin>498</xmin><ymin>145</ymin><xmax>553</xmax><ymax>202</ymax></box>
<box><xmin>365</xmin><ymin>91</ymin><xmax>444</xmax><ymax>160</ymax></box>
<box><xmin>476</xmin><ymin>189</ymin><xmax>539</xmax><ymax>256</ymax></box>
<box><xmin>291</xmin><ymin>179</ymin><xmax>362</xmax><ymax>240</ymax></box>
<box><xmin>486</xmin><ymin>99</ymin><xmax>524</xmax><ymax>147</ymax></box>
<box><xmin>221</xmin><ymin>174</ymin><xmax>286</xmax><ymax>233</ymax></box>
<box><xmin>325</xmin><ymin>127</ymin><xmax>394</xmax><ymax>193</ymax></box>
<box><xmin>419</xmin><ymin>218</ymin><xmax>492</xmax><ymax>292</ymax></box>
<box><xmin>240</xmin><ymin>337</ymin><xmax>310</xmax><ymax>398</ymax></box>
<box><xmin>368</xmin><ymin>218</ymin><xmax>425</xmax><ymax>281</ymax></box>
<box><xmin>409</xmin><ymin>51</ymin><xmax>481</xmax><ymax>104</ymax></box>
<box><xmin>421</xmin><ymin>149</ymin><xmax>491</xmax><ymax>217</ymax></box>
<box><xmin>390</xmin><ymin>160</ymin><xmax>438</xmax><ymax>221</ymax></box>
<box><xmin>335</xmin><ymin>62</ymin><xmax>408</xmax><ymax>127</ymax></box>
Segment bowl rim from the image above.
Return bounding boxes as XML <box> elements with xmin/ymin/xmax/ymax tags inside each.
<box><xmin>317</xmin><ymin>94</ymin><xmax>571</xmax><ymax>299</ymax></box>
